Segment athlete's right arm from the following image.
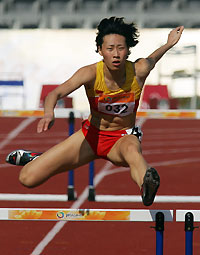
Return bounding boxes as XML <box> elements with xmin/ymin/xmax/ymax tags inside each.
<box><xmin>37</xmin><ymin>64</ymin><xmax>96</xmax><ymax>133</ymax></box>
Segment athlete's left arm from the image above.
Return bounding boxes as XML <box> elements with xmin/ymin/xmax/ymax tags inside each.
<box><xmin>135</xmin><ymin>26</ymin><xmax>184</xmax><ymax>85</ymax></box>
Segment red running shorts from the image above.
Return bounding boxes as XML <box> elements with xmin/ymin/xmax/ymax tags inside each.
<box><xmin>81</xmin><ymin>119</ymin><xmax>142</xmax><ymax>160</ymax></box>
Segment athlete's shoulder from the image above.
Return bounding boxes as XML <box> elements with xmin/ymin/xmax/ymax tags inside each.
<box><xmin>134</xmin><ymin>58</ymin><xmax>152</xmax><ymax>81</ymax></box>
<box><xmin>134</xmin><ymin>57</ymin><xmax>154</xmax><ymax>72</ymax></box>
<box><xmin>73</xmin><ymin>61</ymin><xmax>103</xmax><ymax>86</ymax></box>
<box><xmin>79</xmin><ymin>62</ymin><xmax>97</xmax><ymax>73</ymax></box>
<box><xmin>134</xmin><ymin>58</ymin><xmax>148</xmax><ymax>67</ymax></box>
<box><xmin>74</xmin><ymin>63</ymin><xmax>97</xmax><ymax>84</ymax></box>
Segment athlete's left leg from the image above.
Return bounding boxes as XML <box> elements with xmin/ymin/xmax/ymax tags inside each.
<box><xmin>107</xmin><ymin>135</ymin><xmax>160</xmax><ymax>206</ymax></box>
<box><xmin>107</xmin><ymin>134</ymin><xmax>147</xmax><ymax>187</ymax></box>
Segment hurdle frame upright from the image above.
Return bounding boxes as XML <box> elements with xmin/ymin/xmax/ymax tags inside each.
<box><xmin>176</xmin><ymin>210</ymin><xmax>200</xmax><ymax>255</ymax></box>
<box><xmin>67</xmin><ymin>111</ymin><xmax>76</xmax><ymax>200</ymax></box>
<box><xmin>155</xmin><ymin>212</ymin><xmax>165</xmax><ymax>255</ymax></box>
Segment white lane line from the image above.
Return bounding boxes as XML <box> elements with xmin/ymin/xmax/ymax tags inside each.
<box><xmin>30</xmin><ymin>161</ymin><xmax>113</xmax><ymax>255</ymax></box>
<box><xmin>144</xmin><ymin>140</ymin><xmax>200</xmax><ymax>147</ymax></box>
<box><xmin>143</xmin><ymin>147</ymin><xmax>200</xmax><ymax>155</ymax></box>
<box><xmin>151</xmin><ymin>157</ymin><xmax>200</xmax><ymax>167</ymax></box>
<box><xmin>0</xmin><ymin>117</ymin><xmax>36</xmax><ymax>150</ymax></box>
<box><xmin>5</xmin><ymin>139</ymin><xmax>63</xmax><ymax>145</ymax></box>
<box><xmin>0</xmin><ymin>163</ymin><xmax>15</xmax><ymax>168</ymax></box>
<box><xmin>104</xmin><ymin>157</ymin><xmax>200</xmax><ymax>176</ymax></box>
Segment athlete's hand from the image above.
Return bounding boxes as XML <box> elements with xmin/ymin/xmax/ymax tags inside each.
<box><xmin>37</xmin><ymin>113</ymin><xmax>55</xmax><ymax>133</ymax></box>
<box><xmin>167</xmin><ymin>26</ymin><xmax>184</xmax><ymax>47</ymax></box>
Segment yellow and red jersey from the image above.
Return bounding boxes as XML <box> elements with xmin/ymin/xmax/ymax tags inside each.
<box><xmin>85</xmin><ymin>60</ymin><xmax>142</xmax><ymax>116</ymax></box>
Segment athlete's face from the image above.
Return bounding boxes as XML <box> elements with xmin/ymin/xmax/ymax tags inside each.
<box><xmin>98</xmin><ymin>34</ymin><xmax>129</xmax><ymax>70</ymax></box>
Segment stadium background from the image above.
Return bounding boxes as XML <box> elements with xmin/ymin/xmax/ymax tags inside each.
<box><xmin>0</xmin><ymin>0</ymin><xmax>200</xmax><ymax>111</ymax></box>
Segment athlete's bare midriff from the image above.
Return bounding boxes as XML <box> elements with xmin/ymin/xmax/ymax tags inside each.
<box><xmin>88</xmin><ymin>109</ymin><xmax>137</xmax><ymax>131</ymax></box>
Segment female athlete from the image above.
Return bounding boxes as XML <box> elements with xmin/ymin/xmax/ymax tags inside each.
<box><xmin>6</xmin><ymin>17</ymin><xmax>184</xmax><ymax>206</ymax></box>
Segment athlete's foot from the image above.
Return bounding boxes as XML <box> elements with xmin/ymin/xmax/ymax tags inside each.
<box><xmin>6</xmin><ymin>150</ymin><xmax>42</xmax><ymax>166</ymax></box>
<box><xmin>141</xmin><ymin>167</ymin><xmax>160</xmax><ymax>206</ymax></box>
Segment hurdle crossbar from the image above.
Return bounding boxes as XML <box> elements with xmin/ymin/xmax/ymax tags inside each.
<box><xmin>176</xmin><ymin>210</ymin><xmax>200</xmax><ymax>222</ymax></box>
<box><xmin>95</xmin><ymin>195</ymin><xmax>200</xmax><ymax>203</ymax></box>
<box><xmin>1</xmin><ymin>109</ymin><xmax>200</xmax><ymax>119</ymax></box>
<box><xmin>2</xmin><ymin>194</ymin><xmax>200</xmax><ymax>203</ymax></box>
<box><xmin>0</xmin><ymin>209</ymin><xmax>173</xmax><ymax>222</ymax></box>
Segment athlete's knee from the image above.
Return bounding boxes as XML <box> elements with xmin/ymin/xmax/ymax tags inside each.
<box><xmin>120</xmin><ymin>139</ymin><xmax>143</xmax><ymax>165</ymax></box>
<box><xmin>19</xmin><ymin>166</ymin><xmax>38</xmax><ymax>188</ymax></box>
<box><xmin>123</xmin><ymin>139</ymin><xmax>142</xmax><ymax>155</ymax></box>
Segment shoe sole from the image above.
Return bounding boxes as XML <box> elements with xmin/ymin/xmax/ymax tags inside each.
<box><xmin>142</xmin><ymin>168</ymin><xmax>160</xmax><ymax>206</ymax></box>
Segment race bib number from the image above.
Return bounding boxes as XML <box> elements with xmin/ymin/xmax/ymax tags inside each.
<box><xmin>98</xmin><ymin>92</ymin><xmax>135</xmax><ymax>116</ymax></box>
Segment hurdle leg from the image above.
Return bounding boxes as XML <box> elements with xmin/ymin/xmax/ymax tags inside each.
<box><xmin>88</xmin><ymin>161</ymin><xmax>95</xmax><ymax>201</ymax></box>
<box><xmin>185</xmin><ymin>212</ymin><xmax>194</xmax><ymax>255</ymax></box>
<box><xmin>68</xmin><ymin>170</ymin><xmax>76</xmax><ymax>200</ymax></box>
<box><xmin>67</xmin><ymin>111</ymin><xmax>76</xmax><ymax>201</ymax></box>
<box><xmin>155</xmin><ymin>212</ymin><xmax>164</xmax><ymax>255</ymax></box>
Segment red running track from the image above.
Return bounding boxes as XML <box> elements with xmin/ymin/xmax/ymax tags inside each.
<box><xmin>1</xmin><ymin>117</ymin><xmax>200</xmax><ymax>255</ymax></box>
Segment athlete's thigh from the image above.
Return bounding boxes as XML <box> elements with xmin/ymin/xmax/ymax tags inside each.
<box><xmin>107</xmin><ymin>134</ymin><xmax>141</xmax><ymax>166</ymax></box>
<box><xmin>24</xmin><ymin>129</ymin><xmax>98</xmax><ymax>176</ymax></box>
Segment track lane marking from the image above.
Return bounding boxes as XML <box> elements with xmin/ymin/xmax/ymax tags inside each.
<box><xmin>0</xmin><ymin>117</ymin><xmax>36</xmax><ymax>150</ymax></box>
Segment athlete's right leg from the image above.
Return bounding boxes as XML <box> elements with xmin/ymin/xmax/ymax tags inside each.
<box><xmin>17</xmin><ymin>129</ymin><xmax>98</xmax><ymax>188</ymax></box>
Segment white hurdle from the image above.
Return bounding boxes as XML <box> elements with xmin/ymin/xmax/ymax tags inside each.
<box><xmin>0</xmin><ymin>208</ymin><xmax>173</xmax><ymax>222</ymax></box>
<box><xmin>95</xmin><ymin>195</ymin><xmax>200</xmax><ymax>203</ymax></box>
<box><xmin>2</xmin><ymin>209</ymin><xmax>200</xmax><ymax>254</ymax></box>
<box><xmin>1</xmin><ymin>194</ymin><xmax>200</xmax><ymax>203</ymax></box>
<box><xmin>176</xmin><ymin>210</ymin><xmax>200</xmax><ymax>222</ymax></box>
